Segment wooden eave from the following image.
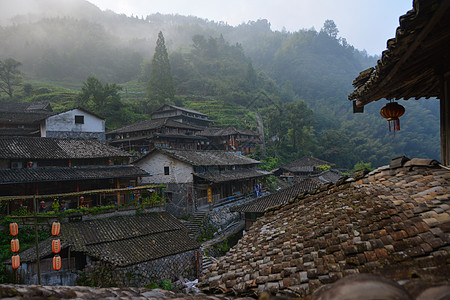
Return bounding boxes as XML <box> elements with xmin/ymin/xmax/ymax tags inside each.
<box><xmin>349</xmin><ymin>0</ymin><xmax>450</xmax><ymax>107</ymax></box>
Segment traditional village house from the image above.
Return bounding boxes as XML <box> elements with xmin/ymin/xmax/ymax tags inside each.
<box><xmin>348</xmin><ymin>0</ymin><xmax>450</xmax><ymax>166</ymax></box>
<box><xmin>134</xmin><ymin>148</ymin><xmax>271</xmax><ymax>217</ymax></box>
<box><xmin>12</xmin><ymin>212</ymin><xmax>200</xmax><ymax>287</ymax></box>
<box><xmin>273</xmin><ymin>156</ymin><xmax>339</xmax><ymax>184</ymax></box>
<box><xmin>43</xmin><ymin>108</ymin><xmax>106</xmax><ymax>141</ymax></box>
<box><xmin>106</xmin><ymin>118</ymin><xmax>207</xmax><ymax>154</ymax></box>
<box><xmin>0</xmin><ymin>136</ymin><xmax>148</xmax><ymax>214</ymax></box>
<box><xmin>197</xmin><ymin>126</ymin><xmax>261</xmax><ymax>155</ymax></box>
<box><xmin>0</xmin><ymin>102</ymin><xmax>53</xmax><ymax>137</ymax></box>
<box><xmin>151</xmin><ymin>104</ymin><xmax>212</xmax><ymax>128</ymax></box>
<box><xmin>231</xmin><ymin>178</ymin><xmax>321</xmax><ymax>230</ymax></box>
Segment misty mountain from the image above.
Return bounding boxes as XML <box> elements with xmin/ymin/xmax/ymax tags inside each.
<box><xmin>0</xmin><ymin>0</ymin><xmax>441</xmax><ymax>168</ymax></box>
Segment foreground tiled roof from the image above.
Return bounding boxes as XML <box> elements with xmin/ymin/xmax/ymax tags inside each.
<box><xmin>194</xmin><ymin>169</ymin><xmax>271</xmax><ymax>183</ymax></box>
<box><xmin>231</xmin><ymin>179</ymin><xmax>321</xmax><ymax>213</ymax></box>
<box><xmin>0</xmin><ymin>137</ymin><xmax>130</xmax><ymax>159</ymax></box>
<box><xmin>200</xmin><ymin>159</ymin><xmax>450</xmax><ymax>298</ymax></box>
<box><xmin>0</xmin><ymin>165</ymin><xmax>148</xmax><ymax>184</ymax></box>
<box><xmin>19</xmin><ymin>213</ymin><xmax>200</xmax><ymax>267</ymax></box>
<box><xmin>137</xmin><ymin>148</ymin><xmax>260</xmax><ymax>167</ymax></box>
<box><xmin>280</xmin><ymin>156</ymin><xmax>334</xmax><ymax>173</ymax></box>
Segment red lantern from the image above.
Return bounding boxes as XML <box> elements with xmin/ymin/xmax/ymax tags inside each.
<box><xmin>52</xmin><ymin>239</ymin><xmax>61</xmax><ymax>254</ymax></box>
<box><xmin>53</xmin><ymin>255</ymin><xmax>62</xmax><ymax>271</ymax></box>
<box><xmin>12</xmin><ymin>255</ymin><xmax>20</xmax><ymax>269</ymax></box>
<box><xmin>380</xmin><ymin>102</ymin><xmax>405</xmax><ymax>133</ymax></box>
<box><xmin>11</xmin><ymin>239</ymin><xmax>20</xmax><ymax>253</ymax></box>
<box><xmin>51</xmin><ymin>222</ymin><xmax>61</xmax><ymax>236</ymax></box>
<box><xmin>9</xmin><ymin>223</ymin><xmax>18</xmax><ymax>236</ymax></box>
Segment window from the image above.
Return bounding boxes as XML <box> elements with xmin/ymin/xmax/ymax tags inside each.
<box><xmin>164</xmin><ymin>166</ymin><xmax>170</xmax><ymax>175</ymax></box>
<box><xmin>75</xmin><ymin>115</ymin><xmax>84</xmax><ymax>124</ymax></box>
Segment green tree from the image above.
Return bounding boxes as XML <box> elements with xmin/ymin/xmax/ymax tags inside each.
<box><xmin>147</xmin><ymin>31</ymin><xmax>175</xmax><ymax>110</ymax></box>
<box><xmin>78</xmin><ymin>76</ymin><xmax>124</xmax><ymax>127</ymax></box>
<box><xmin>0</xmin><ymin>58</ymin><xmax>23</xmax><ymax>98</ymax></box>
<box><xmin>321</xmin><ymin>19</ymin><xmax>339</xmax><ymax>39</ymax></box>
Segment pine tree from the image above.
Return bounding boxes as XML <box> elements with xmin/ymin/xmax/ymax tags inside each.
<box><xmin>147</xmin><ymin>31</ymin><xmax>175</xmax><ymax>110</ymax></box>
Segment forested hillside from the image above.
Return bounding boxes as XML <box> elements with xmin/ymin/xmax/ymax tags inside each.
<box><xmin>0</xmin><ymin>0</ymin><xmax>440</xmax><ymax>169</ymax></box>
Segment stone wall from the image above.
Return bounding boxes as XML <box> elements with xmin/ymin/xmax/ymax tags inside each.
<box><xmin>165</xmin><ymin>183</ymin><xmax>194</xmax><ymax>218</ymax></box>
<box><xmin>83</xmin><ymin>250</ymin><xmax>198</xmax><ymax>287</ymax></box>
<box><xmin>46</xmin><ymin>131</ymin><xmax>106</xmax><ymax>142</ymax></box>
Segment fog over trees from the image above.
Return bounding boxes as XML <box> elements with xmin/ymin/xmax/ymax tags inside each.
<box><xmin>0</xmin><ymin>0</ymin><xmax>440</xmax><ymax>169</ymax></box>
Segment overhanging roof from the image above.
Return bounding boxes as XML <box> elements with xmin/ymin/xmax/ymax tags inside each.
<box><xmin>194</xmin><ymin>169</ymin><xmax>271</xmax><ymax>183</ymax></box>
<box><xmin>348</xmin><ymin>0</ymin><xmax>450</xmax><ymax>106</ymax></box>
<box><xmin>0</xmin><ymin>165</ymin><xmax>148</xmax><ymax>185</ymax></box>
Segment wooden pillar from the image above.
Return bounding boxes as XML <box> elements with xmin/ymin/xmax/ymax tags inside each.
<box><xmin>116</xmin><ymin>178</ymin><xmax>120</xmax><ymax>206</ymax></box>
<box><xmin>440</xmin><ymin>74</ymin><xmax>450</xmax><ymax>166</ymax></box>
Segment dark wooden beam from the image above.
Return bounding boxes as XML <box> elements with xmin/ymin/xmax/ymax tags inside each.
<box><xmin>440</xmin><ymin>74</ymin><xmax>450</xmax><ymax>166</ymax></box>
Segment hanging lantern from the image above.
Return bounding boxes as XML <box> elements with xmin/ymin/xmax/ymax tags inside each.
<box><xmin>11</xmin><ymin>239</ymin><xmax>20</xmax><ymax>253</ymax></box>
<box><xmin>52</xmin><ymin>239</ymin><xmax>61</xmax><ymax>254</ymax></box>
<box><xmin>9</xmin><ymin>223</ymin><xmax>18</xmax><ymax>236</ymax></box>
<box><xmin>53</xmin><ymin>255</ymin><xmax>62</xmax><ymax>271</ymax></box>
<box><xmin>12</xmin><ymin>255</ymin><xmax>20</xmax><ymax>269</ymax></box>
<box><xmin>51</xmin><ymin>222</ymin><xmax>61</xmax><ymax>236</ymax></box>
<box><xmin>380</xmin><ymin>102</ymin><xmax>405</xmax><ymax>133</ymax></box>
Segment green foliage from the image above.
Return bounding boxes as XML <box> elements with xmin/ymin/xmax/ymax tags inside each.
<box><xmin>0</xmin><ymin>58</ymin><xmax>23</xmax><ymax>98</ymax></box>
<box><xmin>146</xmin><ymin>282</ymin><xmax>159</xmax><ymax>289</ymax></box>
<box><xmin>316</xmin><ymin>164</ymin><xmax>331</xmax><ymax>172</ymax></box>
<box><xmin>147</xmin><ymin>31</ymin><xmax>175</xmax><ymax>111</ymax></box>
<box><xmin>160</xmin><ymin>279</ymin><xmax>173</xmax><ymax>291</ymax></box>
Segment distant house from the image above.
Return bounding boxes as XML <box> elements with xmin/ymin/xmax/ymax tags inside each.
<box><xmin>273</xmin><ymin>156</ymin><xmax>337</xmax><ymax>183</ymax></box>
<box><xmin>44</xmin><ymin>108</ymin><xmax>106</xmax><ymax>141</ymax></box>
<box><xmin>231</xmin><ymin>178</ymin><xmax>321</xmax><ymax>230</ymax></box>
<box><xmin>0</xmin><ymin>137</ymin><xmax>148</xmax><ymax>214</ymax></box>
<box><xmin>106</xmin><ymin>118</ymin><xmax>206</xmax><ymax>153</ymax></box>
<box><xmin>197</xmin><ymin>126</ymin><xmax>261</xmax><ymax>155</ymax></box>
<box><xmin>0</xmin><ymin>102</ymin><xmax>53</xmax><ymax>137</ymax></box>
<box><xmin>14</xmin><ymin>212</ymin><xmax>200</xmax><ymax>287</ymax></box>
<box><xmin>151</xmin><ymin>104</ymin><xmax>212</xmax><ymax>128</ymax></box>
<box><xmin>134</xmin><ymin>148</ymin><xmax>270</xmax><ymax>217</ymax></box>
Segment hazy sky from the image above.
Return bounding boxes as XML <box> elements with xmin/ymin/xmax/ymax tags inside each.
<box><xmin>87</xmin><ymin>0</ymin><xmax>412</xmax><ymax>55</ymax></box>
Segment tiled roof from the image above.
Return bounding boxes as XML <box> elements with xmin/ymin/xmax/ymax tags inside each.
<box><xmin>0</xmin><ymin>137</ymin><xmax>130</xmax><ymax>159</ymax></box>
<box><xmin>231</xmin><ymin>179</ymin><xmax>321</xmax><ymax>213</ymax></box>
<box><xmin>200</xmin><ymin>159</ymin><xmax>450</xmax><ymax>297</ymax></box>
<box><xmin>280</xmin><ymin>156</ymin><xmax>334</xmax><ymax>173</ymax></box>
<box><xmin>19</xmin><ymin>213</ymin><xmax>200</xmax><ymax>266</ymax></box>
<box><xmin>198</xmin><ymin>127</ymin><xmax>259</xmax><ymax>137</ymax></box>
<box><xmin>107</xmin><ymin>119</ymin><xmax>203</xmax><ymax>135</ymax></box>
<box><xmin>152</xmin><ymin>104</ymin><xmax>208</xmax><ymax>117</ymax></box>
<box><xmin>0</xmin><ymin>165</ymin><xmax>148</xmax><ymax>184</ymax></box>
<box><xmin>0</xmin><ymin>112</ymin><xmax>53</xmax><ymax>125</ymax></box>
<box><xmin>194</xmin><ymin>169</ymin><xmax>271</xmax><ymax>183</ymax></box>
<box><xmin>348</xmin><ymin>1</ymin><xmax>450</xmax><ymax>105</ymax></box>
<box><xmin>0</xmin><ymin>102</ymin><xmax>52</xmax><ymax>113</ymax></box>
<box><xmin>313</xmin><ymin>169</ymin><xmax>343</xmax><ymax>184</ymax></box>
<box><xmin>137</xmin><ymin>148</ymin><xmax>260</xmax><ymax>167</ymax></box>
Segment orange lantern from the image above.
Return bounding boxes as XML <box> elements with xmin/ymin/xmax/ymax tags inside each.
<box><xmin>12</xmin><ymin>255</ymin><xmax>20</xmax><ymax>269</ymax></box>
<box><xmin>380</xmin><ymin>102</ymin><xmax>405</xmax><ymax>133</ymax></box>
<box><xmin>52</xmin><ymin>239</ymin><xmax>61</xmax><ymax>254</ymax></box>
<box><xmin>11</xmin><ymin>239</ymin><xmax>20</xmax><ymax>253</ymax></box>
<box><xmin>9</xmin><ymin>223</ymin><xmax>18</xmax><ymax>236</ymax></box>
<box><xmin>51</xmin><ymin>222</ymin><xmax>61</xmax><ymax>236</ymax></box>
<box><xmin>53</xmin><ymin>255</ymin><xmax>62</xmax><ymax>271</ymax></box>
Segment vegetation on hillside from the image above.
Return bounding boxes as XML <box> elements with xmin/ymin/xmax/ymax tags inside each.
<box><xmin>0</xmin><ymin>1</ymin><xmax>441</xmax><ymax>169</ymax></box>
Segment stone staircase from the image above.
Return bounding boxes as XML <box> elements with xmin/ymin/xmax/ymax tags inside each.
<box><xmin>201</xmin><ymin>255</ymin><xmax>217</xmax><ymax>274</ymax></box>
<box><xmin>185</xmin><ymin>210</ymin><xmax>209</xmax><ymax>238</ymax></box>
